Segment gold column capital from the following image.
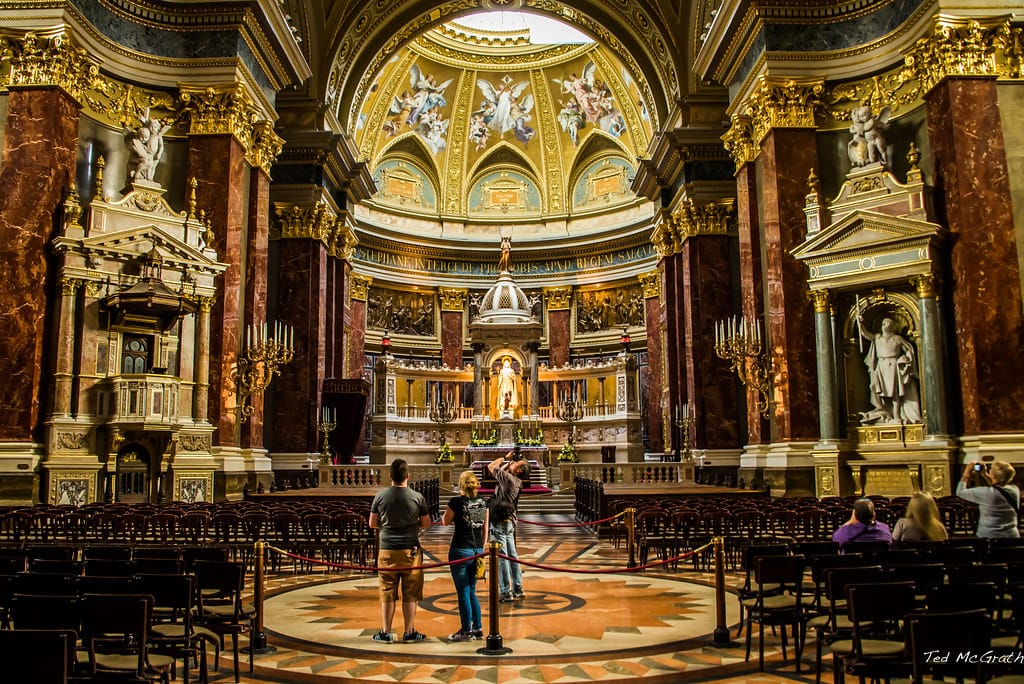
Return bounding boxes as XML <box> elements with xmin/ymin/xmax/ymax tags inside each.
<box><xmin>638</xmin><ymin>271</ymin><xmax>660</xmax><ymax>299</ymax></box>
<box><xmin>326</xmin><ymin>218</ymin><xmax>358</xmax><ymax>260</ymax></box>
<box><xmin>179</xmin><ymin>83</ymin><xmax>261</xmax><ymax>153</ymax></box>
<box><xmin>198</xmin><ymin>296</ymin><xmax>215</xmax><ymax>313</ymax></box>
<box><xmin>674</xmin><ymin>198</ymin><xmax>736</xmax><ymax>239</ymax></box>
<box><xmin>0</xmin><ymin>31</ymin><xmax>98</xmax><ymax>103</ymax></box>
<box><xmin>543</xmin><ymin>286</ymin><xmax>573</xmax><ymax>311</ymax></box>
<box><xmin>911</xmin><ymin>273</ymin><xmax>939</xmax><ymax>299</ymax></box>
<box><xmin>438</xmin><ymin>288</ymin><xmax>467</xmax><ymax>312</ymax></box>
<box><xmin>903</xmin><ymin>16</ymin><xmax>1016</xmax><ymax>94</ymax></box>
<box><xmin>349</xmin><ymin>273</ymin><xmax>372</xmax><ymax>301</ymax></box>
<box><xmin>273</xmin><ymin>202</ymin><xmax>338</xmax><ymax>245</ymax></box>
<box><xmin>741</xmin><ymin>77</ymin><xmax>827</xmax><ymax>147</ymax></box>
<box><xmin>808</xmin><ymin>289</ymin><xmax>831</xmax><ymax>313</ymax></box>
<box><xmin>60</xmin><ymin>277</ymin><xmax>81</xmax><ymax>297</ymax></box>
<box><xmin>83</xmin><ymin>281</ymin><xmax>105</xmax><ymax>299</ymax></box>
<box><xmin>651</xmin><ymin>219</ymin><xmax>677</xmax><ymax>258</ymax></box>
<box><xmin>247</xmin><ymin>120</ymin><xmax>284</xmax><ymax>176</ymax></box>
<box><xmin>722</xmin><ymin>113</ymin><xmax>757</xmax><ymax>168</ymax></box>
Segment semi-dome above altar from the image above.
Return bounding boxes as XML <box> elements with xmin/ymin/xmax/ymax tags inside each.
<box><xmin>353</xmin><ymin>11</ymin><xmax>654</xmax><ymax>232</ymax></box>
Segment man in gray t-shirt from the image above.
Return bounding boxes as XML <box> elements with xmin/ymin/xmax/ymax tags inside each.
<box><xmin>369</xmin><ymin>459</ymin><xmax>431</xmax><ymax>642</ymax></box>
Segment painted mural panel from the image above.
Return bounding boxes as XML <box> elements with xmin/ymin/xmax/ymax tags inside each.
<box><xmin>576</xmin><ymin>283</ymin><xmax>645</xmax><ymax>334</ymax></box>
<box><xmin>470</xmin><ymin>73</ymin><xmax>536</xmax><ymax>150</ymax></box>
<box><xmin>367</xmin><ymin>286</ymin><xmax>436</xmax><ymax>336</ymax></box>
<box><xmin>572</xmin><ymin>157</ymin><xmax>634</xmax><ymax>211</ymax></box>
<box><xmin>467</xmin><ymin>170</ymin><xmax>541</xmax><ymax>216</ymax></box>
<box><xmin>383</xmin><ymin>63</ymin><xmax>456</xmax><ymax>154</ymax></box>
<box><xmin>551</xmin><ymin>61</ymin><xmax>627</xmax><ymax>145</ymax></box>
<box><xmin>372</xmin><ymin>160</ymin><xmax>437</xmax><ymax>210</ymax></box>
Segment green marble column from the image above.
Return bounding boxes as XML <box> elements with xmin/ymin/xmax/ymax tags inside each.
<box><xmin>811</xmin><ymin>290</ymin><xmax>840</xmax><ymax>441</ymax></box>
<box><xmin>913</xmin><ymin>274</ymin><xmax>949</xmax><ymax>437</ymax></box>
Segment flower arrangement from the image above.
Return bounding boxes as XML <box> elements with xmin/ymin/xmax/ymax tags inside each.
<box><xmin>470</xmin><ymin>430</ymin><xmax>497</xmax><ymax>446</ymax></box>
<box><xmin>557</xmin><ymin>443</ymin><xmax>578</xmax><ymax>463</ymax></box>
<box><xmin>435</xmin><ymin>442</ymin><xmax>454</xmax><ymax>463</ymax></box>
<box><xmin>516</xmin><ymin>429</ymin><xmax>544</xmax><ymax>446</ymax></box>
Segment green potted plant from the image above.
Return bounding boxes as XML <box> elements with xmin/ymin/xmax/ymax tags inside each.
<box><xmin>435</xmin><ymin>440</ymin><xmax>454</xmax><ymax>463</ymax></box>
<box><xmin>557</xmin><ymin>442</ymin><xmax>578</xmax><ymax>463</ymax></box>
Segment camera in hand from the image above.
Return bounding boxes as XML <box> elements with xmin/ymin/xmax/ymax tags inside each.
<box><xmin>512</xmin><ymin>445</ymin><xmax>523</xmax><ymax>460</ymax></box>
<box><xmin>974</xmin><ymin>463</ymin><xmax>984</xmax><ymax>472</ymax></box>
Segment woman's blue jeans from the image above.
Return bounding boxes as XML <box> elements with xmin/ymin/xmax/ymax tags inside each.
<box><xmin>448</xmin><ymin>547</ymin><xmax>483</xmax><ymax>632</ymax></box>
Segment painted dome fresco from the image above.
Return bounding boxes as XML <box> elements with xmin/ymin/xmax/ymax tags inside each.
<box><xmin>352</xmin><ymin>12</ymin><xmax>655</xmax><ymax>229</ymax></box>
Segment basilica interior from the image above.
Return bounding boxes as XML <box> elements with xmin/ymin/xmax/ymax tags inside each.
<box><xmin>0</xmin><ymin>0</ymin><xmax>1023</xmax><ymax>682</ymax></box>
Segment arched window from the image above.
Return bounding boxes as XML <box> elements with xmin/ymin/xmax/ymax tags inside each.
<box><xmin>122</xmin><ymin>336</ymin><xmax>150</xmax><ymax>374</ymax></box>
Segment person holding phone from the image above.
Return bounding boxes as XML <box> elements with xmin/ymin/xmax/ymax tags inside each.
<box><xmin>957</xmin><ymin>460</ymin><xmax>1020</xmax><ymax>538</ymax></box>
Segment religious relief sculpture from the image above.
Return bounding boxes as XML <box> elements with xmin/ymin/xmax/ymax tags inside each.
<box><xmin>366</xmin><ymin>286</ymin><xmax>435</xmax><ymax>336</ymax></box>
<box><xmin>857</xmin><ymin>315</ymin><xmax>922</xmax><ymax>425</ymax></box>
<box><xmin>124</xmin><ymin>109</ymin><xmax>172</xmax><ymax>184</ymax></box>
<box><xmin>847</xmin><ymin>105</ymin><xmax>891</xmax><ymax>167</ymax></box>
<box><xmin>576</xmin><ymin>284</ymin><xmax>645</xmax><ymax>333</ymax></box>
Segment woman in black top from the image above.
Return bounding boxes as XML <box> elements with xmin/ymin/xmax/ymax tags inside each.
<box><xmin>442</xmin><ymin>470</ymin><xmax>489</xmax><ymax>641</ymax></box>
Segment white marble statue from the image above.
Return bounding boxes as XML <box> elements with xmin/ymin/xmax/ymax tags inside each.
<box><xmin>858</xmin><ymin>316</ymin><xmax>922</xmax><ymax>425</ymax></box>
<box><xmin>124</xmin><ymin>109</ymin><xmax>171</xmax><ymax>183</ymax></box>
<box><xmin>497</xmin><ymin>357</ymin><xmax>518</xmax><ymax>414</ymax></box>
<box><xmin>848</xmin><ymin>105</ymin><xmax>891</xmax><ymax>167</ymax></box>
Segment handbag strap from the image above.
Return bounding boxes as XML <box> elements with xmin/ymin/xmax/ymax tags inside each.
<box><xmin>994</xmin><ymin>485</ymin><xmax>1020</xmax><ymax>513</ymax></box>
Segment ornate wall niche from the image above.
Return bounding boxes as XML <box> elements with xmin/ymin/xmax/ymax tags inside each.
<box><xmin>571</xmin><ymin>156</ymin><xmax>634</xmax><ymax>212</ymax></box>
<box><xmin>372</xmin><ymin>159</ymin><xmax>438</xmax><ymax>210</ymax></box>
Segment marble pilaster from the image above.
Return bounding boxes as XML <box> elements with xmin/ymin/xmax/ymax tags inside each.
<box><xmin>272</xmin><ymin>239</ymin><xmax>328</xmax><ymax>453</ymax></box>
<box><xmin>0</xmin><ymin>87</ymin><xmax>79</xmax><ymax>440</ymax></box>
<box><xmin>643</xmin><ymin>293</ymin><xmax>664</xmax><ymax>452</ymax></box>
<box><xmin>346</xmin><ymin>267</ymin><xmax>366</xmax><ymax>380</ymax></box>
<box><xmin>735</xmin><ymin>162</ymin><xmax>768</xmax><ymax>445</ymax></box>
<box><xmin>441</xmin><ymin>311</ymin><xmax>464</xmax><ymax>369</ymax></box>
<box><xmin>188</xmin><ymin>134</ymin><xmax>248</xmax><ymax>447</ymax></box>
<box><xmin>926</xmin><ymin>78</ymin><xmax>1024</xmax><ymax>434</ymax></box>
<box><xmin>241</xmin><ymin>167</ymin><xmax>270</xmax><ymax>449</ymax></box>
<box><xmin>758</xmin><ymin>129</ymin><xmax>820</xmax><ymax>442</ymax></box>
<box><xmin>913</xmin><ymin>274</ymin><xmax>949</xmax><ymax>438</ymax></box>
<box><xmin>810</xmin><ymin>290</ymin><xmax>840</xmax><ymax>441</ymax></box>
<box><xmin>53</xmin><ymin>279</ymin><xmax>79</xmax><ymax>416</ymax></box>
<box><xmin>659</xmin><ymin>254</ymin><xmax>684</xmax><ymax>454</ymax></box>
<box><xmin>547</xmin><ymin>310</ymin><xmax>571</xmax><ymax>367</ymax></box>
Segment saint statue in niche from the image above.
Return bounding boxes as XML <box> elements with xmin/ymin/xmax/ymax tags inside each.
<box><xmin>857</xmin><ymin>316</ymin><xmax>922</xmax><ymax>425</ymax></box>
<box><xmin>497</xmin><ymin>356</ymin><xmax>518</xmax><ymax>415</ymax></box>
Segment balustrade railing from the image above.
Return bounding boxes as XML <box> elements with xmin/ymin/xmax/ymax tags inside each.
<box><xmin>318</xmin><ymin>464</ymin><xmax>445</xmax><ymax>488</ymax></box>
<box><xmin>568</xmin><ymin>463</ymin><xmax>684</xmax><ymax>485</ymax></box>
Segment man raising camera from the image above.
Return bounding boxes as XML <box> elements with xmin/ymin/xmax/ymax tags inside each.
<box><xmin>957</xmin><ymin>460</ymin><xmax>1020</xmax><ymax>538</ymax></box>
<box><xmin>488</xmin><ymin>449</ymin><xmax>529</xmax><ymax>602</ymax></box>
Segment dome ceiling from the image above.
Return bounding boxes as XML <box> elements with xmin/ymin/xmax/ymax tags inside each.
<box><xmin>353</xmin><ymin>14</ymin><xmax>654</xmax><ymax>227</ymax></box>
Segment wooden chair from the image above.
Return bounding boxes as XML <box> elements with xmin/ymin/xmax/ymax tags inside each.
<box><xmin>907</xmin><ymin>608</ymin><xmax>989</xmax><ymax>684</ymax></box>
<box><xmin>807</xmin><ymin>564</ymin><xmax>883</xmax><ymax>684</ymax></box>
<box><xmin>843</xmin><ymin>581</ymin><xmax>916</xmax><ymax>683</ymax></box>
<box><xmin>193</xmin><ymin>561</ymin><xmax>255</xmax><ymax>682</ymax></box>
<box><xmin>80</xmin><ymin>593</ymin><xmax>172</xmax><ymax>684</ymax></box>
<box><xmin>0</xmin><ymin>628</ymin><xmax>77</xmax><ymax>684</ymax></box>
<box><xmin>742</xmin><ymin>554</ymin><xmax>806</xmax><ymax>672</ymax></box>
<box><xmin>135</xmin><ymin>572</ymin><xmax>209</xmax><ymax>684</ymax></box>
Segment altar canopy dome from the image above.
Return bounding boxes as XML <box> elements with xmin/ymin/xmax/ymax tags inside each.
<box><xmin>476</xmin><ymin>272</ymin><xmax>535</xmax><ymax>325</ymax></box>
<box><xmin>353</xmin><ymin>10</ymin><xmax>654</xmax><ymax>238</ymax></box>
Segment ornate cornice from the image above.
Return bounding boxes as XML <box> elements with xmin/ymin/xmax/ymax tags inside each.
<box><xmin>903</xmin><ymin>15</ymin><xmax>1019</xmax><ymax>94</ymax></box>
<box><xmin>349</xmin><ymin>273</ymin><xmax>372</xmax><ymax>301</ymax></box>
<box><xmin>638</xmin><ymin>271</ymin><xmax>660</xmax><ymax>299</ymax></box>
<box><xmin>179</xmin><ymin>83</ymin><xmax>261</xmax><ymax>152</ymax></box>
<box><xmin>438</xmin><ymin>287</ymin><xmax>467</xmax><ymax>312</ymax></box>
<box><xmin>674</xmin><ymin>198</ymin><xmax>736</xmax><ymax>238</ymax></box>
<box><xmin>543</xmin><ymin>286</ymin><xmax>572</xmax><ymax>311</ymax></box>
<box><xmin>0</xmin><ymin>30</ymin><xmax>99</xmax><ymax>103</ymax></box>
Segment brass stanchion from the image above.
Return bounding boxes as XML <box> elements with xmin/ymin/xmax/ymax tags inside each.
<box><xmin>247</xmin><ymin>540</ymin><xmax>277</xmax><ymax>655</ymax></box>
<box><xmin>708</xmin><ymin>535</ymin><xmax>738</xmax><ymax>647</ymax></box>
<box><xmin>626</xmin><ymin>507</ymin><xmax>637</xmax><ymax>568</ymax></box>
<box><xmin>477</xmin><ymin>540</ymin><xmax>511</xmax><ymax>655</ymax></box>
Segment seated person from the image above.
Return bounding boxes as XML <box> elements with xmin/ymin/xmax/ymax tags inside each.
<box><xmin>832</xmin><ymin>498</ymin><xmax>893</xmax><ymax>549</ymax></box>
<box><xmin>892</xmin><ymin>491</ymin><xmax>948</xmax><ymax>543</ymax></box>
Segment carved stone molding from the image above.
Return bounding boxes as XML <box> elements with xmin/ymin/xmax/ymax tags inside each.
<box><xmin>55</xmin><ymin>431</ymin><xmax>88</xmax><ymax>450</ymax></box>
<box><xmin>904</xmin><ymin>16</ymin><xmax>1019</xmax><ymax>94</ymax></box>
<box><xmin>178</xmin><ymin>433</ymin><xmax>212</xmax><ymax>452</ymax></box>
<box><xmin>349</xmin><ymin>273</ymin><xmax>372</xmax><ymax>302</ymax></box>
<box><xmin>247</xmin><ymin>120</ymin><xmax>284</xmax><ymax>176</ymax></box>
<box><xmin>438</xmin><ymin>287</ymin><xmax>467</xmax><ymax>312</ymax></box>
<box><xmin>0</xmin><ymin>31</ymin><xmax>98</xmax><ymax>103</ymax></box>
<box><xmin>543</xmin><ymin>286</ymin><xmax>573</xmax><ymax>311</ymax></box>
<box><xmin>179</xmin><ymin>83</ymin><xmax>261</xmax><ymax>152</ymax></box>
<box><xmin>638</xmin><ymin>271</ymin><xmax>660</xmax><ymax>299</ymax></box>
<box><xmin>273</xmin><ymin>202</ymin><xmax>337</xmax><ymax>243</ymax></box>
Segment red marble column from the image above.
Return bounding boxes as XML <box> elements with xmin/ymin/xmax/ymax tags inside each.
<box><xmin>336</xmin><ymin>260</ymin><xmax>352</xmax><ymax>379</ymax></box>
<box><xmin>681</xmin><ymin>235</ymin><xmax>740</xmax><ymax>448</ymax></box>
<box><xmin>272</xmin><ymin>239</ymin><xmax>328</xmax><ymax>452</ymax></box>
<box><xmin>347</xmin><ymin>284</ymin><xmax>366</xmax><ymax>380</ymax></box>
<box><xmin>926</xmin><ymin>78</ymin><xmax>1024</xmax><ymax>433</ymax></box>
<box><xmin>736</xmin><ymin>163</ymin><xmax>769</xmax><ymax>444</ymax></box>
<box><xmin>758</xmin><ymin>130</ymin><xmax>820</xmax><ymax>442</ymax></box>
<box><xmin>441</xmin><ymin>310</ymin><xmax>463</xmax><ymax>369</ymax></box>
<box><xmin>189</xmin><ymin>135</ymin><xmax>247</xmax><ymax>448</ymax></box>
<box><xmin>660</xmin><ymin>255</ymin><xmax>683</xmax><ymax>452</ymax></box>
<box><xmin>548</xmin><ymin>310</ymin><xmax>571</xmax><ymax>366</ymax></box>
<box><xmin>324</xmin><ymin>258</ymin><xmax>337</xmax><ymax>380</ymax></box>
<box><xmin>0</xmin><ymin>88</ymin><xmax>79</xmax><ymax>439</ymax></box>
<box><xmin>240</xmin><ymin>167</ymin><xmax>269</xmax><ymax>449</ymax></box>
<box><xmin>643</xmin><ymin>293</ymin><xmax>664</xmax><ymax>452</ymax></box>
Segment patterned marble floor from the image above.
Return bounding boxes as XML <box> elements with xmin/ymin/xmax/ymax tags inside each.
<box><xmin>206</xmin><ymin>514</ymin><xmax>815</xmax><ymax>684</ymax></box>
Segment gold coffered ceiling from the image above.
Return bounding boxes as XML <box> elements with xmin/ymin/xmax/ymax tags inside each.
<box><xmin>353</xmin><ymin>18</ymin><xmax>654</xmax><ymax>224</ymax></box>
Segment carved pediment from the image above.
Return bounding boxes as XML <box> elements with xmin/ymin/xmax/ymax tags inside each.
<box><xmin>793</xmin><ymin>209</ymin><xmax>945</xmax><ymax>289</ymax></box>
<box><xmin>68</xmin><ymin>226</ymin><xmax>226</xmax><ymax>275</ymax></box>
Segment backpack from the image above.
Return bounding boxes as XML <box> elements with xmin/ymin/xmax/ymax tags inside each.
<box><xmin>488</xmin><ymin>496</ymin><xmax>515</xmax><ymax>523</ymax></box>
<box><xmin>463</xmin><ymin>497</ymin><xmax>487</xmax><ymax>547</ymax></box>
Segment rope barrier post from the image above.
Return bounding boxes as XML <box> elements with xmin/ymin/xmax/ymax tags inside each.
<box><xmin>477</xmin><ymin>540</ymin><xmax>511</xmax><ymax>655</ymax></box>
<box><xmin>248</xmin><ymin>540</ymin><xmax>277</xmax><ymax>655</ymax></box>
<box><xmin>626</xmin><ymin>507</ymin><xmax>637</xmax><ymax>568</ymax></box>
<box><xmin>708</xmin><ymin>535</ymin><xmax>738</xmax><ymax>648</ymax></box>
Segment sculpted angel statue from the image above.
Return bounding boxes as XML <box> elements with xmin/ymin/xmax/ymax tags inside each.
<box><xmin>124</xmin><ymin>109</ymin><xmax>171</xmax><ymax>183</ymax></box>
<box><xmin>848</xmin><ymin>105</ymin><xmax>891</xmax><ymax>167</ymax></box>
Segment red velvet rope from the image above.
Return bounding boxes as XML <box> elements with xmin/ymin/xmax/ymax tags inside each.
<box><xmin>517</xmin><ymin>512</ymin><xmax>623</xmax><ymax>527</ymax></box>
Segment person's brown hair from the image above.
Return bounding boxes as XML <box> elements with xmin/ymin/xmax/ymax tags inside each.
<box><xmin>905</xmin><ymin>491</ymin><xmax>947</xmax><ymax>541</ymax></box>
<box><xmin>390</xmin><ymin>458</ymin><xmax>408</xmax><ymax>484</ymax></box>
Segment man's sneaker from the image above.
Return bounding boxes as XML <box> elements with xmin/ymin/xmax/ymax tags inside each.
<box><xmin>402</xmin><ymin>630</ymin><xmax>427</xmax><ymax>642</ymax></box>
<box><xmin>512</xmin><ymin>592</ymin><xmax>526</xmax><ymax>601</ymax></box>
<box><xmin>372</xmin><ymin>631</ymin><xmax>393</xmax><ymax>643</ymax></box>
<box><xmin>499</xmin><ymin>594</ymin><xmax>515</xmax><ymax>603</ymax></box>
<box><xmin>470</xmin><ymin>629</ymin><xmax>484</xmax><ymax>640</ymax></box>
<box><xmin>448</xmin><ymin>630</ymin><xmax>472</xmax><ymax>642</ymax></box>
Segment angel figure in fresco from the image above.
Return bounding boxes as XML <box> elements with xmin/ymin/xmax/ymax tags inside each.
<box><xmin>848</xmin><ymin>105</ymin><xmax>891</xmax><ymax>167</ymax></box>
<box><xmin>475</xmin><ymin>75</ymin><xmax>534</xmax><ymax>138</ymax></box>
<box><xmin>407</xmin><ymin>65</ymin><xmax>455</xmax><ymax>127</ymax></box>
<box><xmin>553</xmin><ymin>63</ymin><xmax>605</xmax><ymax>123</ymax></box>
<box><xmin>557</xmin><ymin>99</ymin><xmax>585</xmax><ymax>145</ymax></box>
<box><xmin>417</xmin><ymin>107</ymin><xmax>449</xmax><ymax>154</ymax></box>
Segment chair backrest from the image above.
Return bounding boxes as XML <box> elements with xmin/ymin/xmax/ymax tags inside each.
<box><xmin>0</xmin><ymin>628</ymin><xmax>76</xmax><ymax>684</ymax></box>
<box><xmin>182</xmin><ymin>546</ymin><xmax>229</xmax><ymax>570</ymax></box>
<box><xmin>134</xmin><ymin>573</ymin><xmax>194</xmax><ymax>628</ymax></box>
<box><xmin>11</xmin><ymin>593</ymin><xmax>81</xmax><ymax>631</ymax></box>
<box><xmin>926</xmin><ymin>582</ymin><xmax>998</xmax><ymax>616</ymax></box>
<box><xmin>754</xmin><ymin>554</ymin><xmax>805</xmax><ymax>598</ymax></box>
<box><xmin>132</xmin><ymin>546</ymin><xmax>182</xmax><ymax>560</ymax></box>
<box><xmin>84</xmin><ymin>558</ymin><xmax>134</xmax><ymax>577</ymax></box>
<box><xmin>131</xmin><ymin>557</ymin><xmax>185</xmax><ymax>575</ymax></box>
<box><xmin>13</xmin><ymin>571</ymin><xmax>78</xmax><ymax>596</ymax></box>
<box><xmin>194</xmin><ymin>560</ymin><xmax>245</xmax><ymax>617</ymax></box>
<box><xmin>846</xmin><ymin>581</ymin><xmax>915</xmax><ymax>661</ymax></box>
<box><xmin>80</xmin><ymin>593</ymin><xmax>153</xmax><ymax>678</ymax></box>
<box><xmin>83</xmin><ymin>545</ymin><xmax>132</xmax><ymax>561</ymax></box>
<box><xmin>908</xmin><ymin>609</ymin><xmax>989</xmax><ymax>683</ymax></box>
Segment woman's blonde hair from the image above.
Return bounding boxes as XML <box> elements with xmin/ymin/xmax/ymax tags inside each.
<box><xmin>459</xmin><ymin>470</ymin><xmax>480</xmax><ymax>498</ymax></box>
<box><xmin>905</xmin><ymin>491</ymin><xmax>947</xmax><ymax>541</ymax></box>
<box><xmin>990</xmin><ymin>461</ymin><xmax>1016</xmax><ymax>486</ymax></box>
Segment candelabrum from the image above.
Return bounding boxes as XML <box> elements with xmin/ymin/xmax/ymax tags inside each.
<box><xmin>674</xmin><ymin>402</ymin><xmax>695</xmax><ymax>461</ymax></box>
<box><xmin>318</xmin><ymin>406</ymin><xmax>337</xmax><ymax>466</ymax></box>
<box><xmin>556</xmin><ymin>393</ymin><xmax>585</xmax><ymax>449</ymax></box>
<box><xmin>429</xmin><ymin>392</ymin><xmax>458</xmax><ymax>460</ymax></box>
<box><xmin>714</xmin><ymin>315</ymin><xmax>773</xmax><ymax>417</ymax></box>
<box><xmin>233</xmin><ymin>321</ymin><xmax>295</xmax><ymax>422</ymax></box>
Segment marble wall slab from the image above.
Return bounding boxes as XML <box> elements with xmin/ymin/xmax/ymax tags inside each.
<box><xmin>736</xmin><ymin>163</ymin><xmax>767</xmax><ymax>445</ymax></box>
<box><xmin>644</xmin><ymin>294</ymin><xmax>663</xmax><ymax>452</ymax></box>
<box><xmin>241</xmin><ymin>168</ymin><xmax>269</xmax><ymax>449</ymax></box>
